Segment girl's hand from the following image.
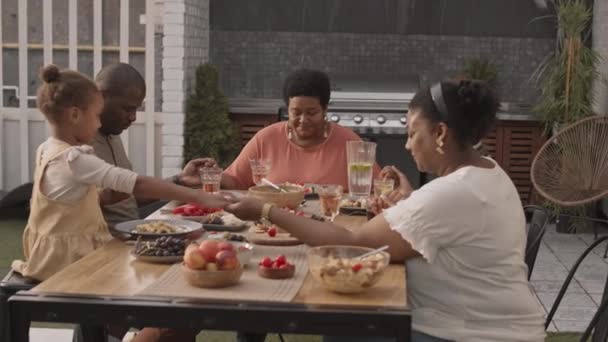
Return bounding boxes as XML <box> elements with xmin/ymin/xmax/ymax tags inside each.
<box><xmin>179</xmin><ymin>158</ymin><xmax>219</xmax><ymax>187</ymax></box>
<box><xmin>380</xmin><ymin>165</ymin><xmax>413</xmax><ymax>199</ymax></box>
<box><xmin>225</xmin><ymin>197</ymin><xmax>265</xmax><ymax>221</ymax></box>
<box><xmin>195</xmin><ymin>192</ymin><xmax>232</xmax><ymax>210</ymax></box>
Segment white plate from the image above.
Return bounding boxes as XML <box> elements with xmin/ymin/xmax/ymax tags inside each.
<box><xmin>114</xmin><ymin>219</ymin><xmax>203</xmax><ymax>238</ymax></box>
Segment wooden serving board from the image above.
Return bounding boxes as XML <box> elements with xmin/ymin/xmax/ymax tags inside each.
<box><xmin>247</xmin><ymin>227</ymin><xmax>302</xmax><ymax>246</ymax></box>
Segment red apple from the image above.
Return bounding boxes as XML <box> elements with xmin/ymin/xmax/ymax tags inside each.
<box><xmin>216</xmin><ymin>250</ymin><xmax>239</xmax><ymax>270</ymax></box>
<box><xmin>275</xmin><ymin>255</ymin><xmax>287</xmax><ymax>268</ymax></box>
<box><xmin>198</xmin><ymin>240</ymin><xmax>220</xmax><ymax>262</ymax></box>
<box><xmin>184</xmin><ymin>244</ymin><xmax>206</xmax><ymax>270</ymax></box>
<box><xmin>217</xmin><ymin>241</ymin><xmax>235</xmax><ymax>252</ymax></box>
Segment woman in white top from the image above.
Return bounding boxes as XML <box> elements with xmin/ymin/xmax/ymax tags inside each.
<box><xmin>226</xmin><ymin>80</ymin><xmax>546</xmax><ymax>342</ymax></box>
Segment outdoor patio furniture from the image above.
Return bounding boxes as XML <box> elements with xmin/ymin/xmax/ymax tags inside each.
<box><xmin>0</xmin><ymin>183</ymin><xmax>32</xmax><ymax>219</ymax></box>
<box><xmin>524</xmin><ymin>205</ymin><xmax>550</xmax><ymax>280</ymax></box>
<box><xmin>531</xmin><ymin>115</ymin><xmax>608</xmax><ymax>207</ymax></box>
<box><xmin>545</xmin><ymin>236</ymin><xmax>608</xmax><ymax>341</ymax></box>
<box><xmin>6</xmin><ymin>198</ymin><xmax>411</xmax><ymax>342</ymax></box>
<box><xmin>531</xmin><ymin>115</ymin><xmax>608</xmax><ymax>253</ymax></box>
<box><xmin>0</xmin><ymin>270</ymin><xmax>38</xmax><ymax>342</ymax></box>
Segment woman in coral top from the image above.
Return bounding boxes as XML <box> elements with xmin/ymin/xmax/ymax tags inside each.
<box><xmin>221</xmin><ymin>69</ymin><xmax>380</xmax><ymax>190</ymax></box>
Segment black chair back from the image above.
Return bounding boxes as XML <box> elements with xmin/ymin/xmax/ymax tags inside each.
<box><xmin>524</xmin><ymin>205</ymin><xmax>550</xmax><ymax>280</ymax></box>
<box><xmin>544</xmin><ymin>235</ymin><xmax>608</xmax><ymax>342</ymax></box>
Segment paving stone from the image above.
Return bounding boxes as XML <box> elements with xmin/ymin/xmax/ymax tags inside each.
<box><xmin>578</xmin><ymin>280</ymin><xmax>608</xmax><ymax>294</ymax></box>
<box><xmin>589</xmin><ymin>292</ymin><xmax>606</xmax><ymax>306</ymax></box>
<box><xmin>574</xmin><ymin>264</ymin><xmax>608</xmax><ymax>282</ymax></box>
<box><xmin>547</xmin><ymin>321</ymin><xmax>559</xmax><ymax>332</ymax></box>
<box><xmin>530</xmin><ymin>267</ymin><xmax>570</xmax><ymax>281</ymax></box>
<box><xmin>553</xmin><ymin>320</ymin><xmax>593</xmax><ymax>332</ymax></box>
<box><xmin>536</xmin><ymin>292</ymin><xmax>597</xmax><ymax>311</ymax></box>
<box><xmin>532</xmin><ymin>280</ymin><xmax>585</xmax><ymax>293</ymax></box>
<box><xmin>552</xmin><ymin>306</ymin><xmax>597</xmax><ymax>321</ymax></box>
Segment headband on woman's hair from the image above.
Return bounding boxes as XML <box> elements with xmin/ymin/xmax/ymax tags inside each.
<box><xmin>430</xmin><ymin>82</ymin><xmax>449</xmax><ymax>120</ymax></box>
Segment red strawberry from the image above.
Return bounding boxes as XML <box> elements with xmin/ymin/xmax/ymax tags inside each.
<box><xmin>267</xmin><ymin>227</ymin><xmax>277</xmax><ymax>237</ymax></box>
<box><xmin>352</xmin><ymin>263</ymin><xmax>363</xmax><ymax>273</ymax></box>
<box><xmin>260</xmin><ymin>257</ymin><xmax>273</xmax><ymax>268</ymax></box>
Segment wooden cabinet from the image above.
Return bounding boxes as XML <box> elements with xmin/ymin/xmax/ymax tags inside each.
<box><xmin>482</xmin><ymin>120</ymin><xmax>546</xmax><ymax>204</ymax></box>
<box><xmin>229</xmin><ymin>113</ymin><xmax>279</xmax><ymax>147</ymax></box>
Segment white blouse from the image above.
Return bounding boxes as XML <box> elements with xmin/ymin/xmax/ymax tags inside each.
<box><xmin>39</xmin><ymin>137</ymin><xmax>137</xmax><ymax>202</ymax></box>
<box><xmin>384</xmin><ymin>158</ymin><xmax>546</xmax><ymax>342</ymax></box>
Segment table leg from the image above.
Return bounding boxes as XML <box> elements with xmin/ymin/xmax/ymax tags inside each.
<box><xmin>80</xmin><ymin>324</ymin><xmax>107</xmax><ymax>342</ymax></box>
<box><xmin>8</xmin><ymin>303</ymin><xmax>29</xmax><ymax>342</ymax></box>
<box><xmin>396</xmin><ymin>326</ymin><xmax>411</xmax><ymax>342</ymax></box>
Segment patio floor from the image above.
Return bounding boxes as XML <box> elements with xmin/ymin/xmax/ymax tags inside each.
<box><xmin>531</xmin><ymin>223</ymin><xmax>608</xmax><ymax>333</ymax></box>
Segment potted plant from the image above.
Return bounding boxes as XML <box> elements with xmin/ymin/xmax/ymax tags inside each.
<box><xmin>531</xmin><ymin>0</ymin><xmax>600</xmax><ymax>233</ymax></box>
<box><xmin>532</xmin><ymin>0</ymin><xmax>599</xmax><ymax>132</ymax></box>
<box><xmin>183</xmin><ymin>64</ymin><xmax>239</xmax><ymax>168</ymax></box>
<box><xmin>463</xmin><ymin>58</ymin><xmax>499</xmax><ymax>88</ymax></box>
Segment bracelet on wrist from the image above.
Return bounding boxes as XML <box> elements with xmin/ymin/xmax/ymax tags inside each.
<box><xmin>261</xmin><ymin>203</ymin><xmax>275</xmax><ymax>223</ymax></box>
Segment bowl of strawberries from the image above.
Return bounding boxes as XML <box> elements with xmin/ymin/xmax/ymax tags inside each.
<box><xmin>257</xmin><ymin>254</ymin><xmax>295</xmax><ymax>279</ymax></box>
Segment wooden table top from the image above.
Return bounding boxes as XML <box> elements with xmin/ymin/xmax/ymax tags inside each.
<box><xmin>33</xmin><ymin>200</ymin><xmax>408</xmax><ymax>310</ymax></box>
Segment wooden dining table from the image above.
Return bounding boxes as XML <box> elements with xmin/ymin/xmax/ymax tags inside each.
<box><xmin>8</xmin><ymin>198</ymin><xmax>410</xmax><ymax>341</ymax></box>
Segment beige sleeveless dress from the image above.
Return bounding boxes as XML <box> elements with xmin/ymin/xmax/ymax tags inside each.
<box><xmin>12</xmin><ymin>144</ymin><xmax>112</xmax><ymax>281</ymax></box>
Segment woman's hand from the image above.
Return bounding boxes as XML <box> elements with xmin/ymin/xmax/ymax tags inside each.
<box><xmin>380</xmin><ymin>165</ymin><xmax>413</xmax><ymax>199</ymax></box>
<box><xmin>225</xmin><ymin>197</ymin><xmax>265</xmax><ymax>221</ymax></box>
<box><xmin>195</xmin><ymin>192</ymin><xmax>232</xmax><ymax>210</ymax></box>
<box><xmin>178</xmin><ymin>158</ymin><xmax>218</xmax><ymax>187</ymax></box>
<box><xmin>368</xmin><ymin>192</ymin><xmax>401</xmax><ymax>215</ymax></box>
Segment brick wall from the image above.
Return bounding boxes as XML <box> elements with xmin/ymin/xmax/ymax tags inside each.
<box><xmin>160</xmin><ymin>0</ymin><xmax>209</xmax><ymax>178</ymax></box>
<box><xmin>210</xmin><ymin>31</ymin><xmax>554</xmax><ymax>104</ymax></box>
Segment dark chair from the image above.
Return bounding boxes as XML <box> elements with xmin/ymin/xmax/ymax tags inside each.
<box><xmin>524</xmin><ymin>205</ymin><xmax>550</xmax><ymax>280</ymax></box>
<box><xmin>545</xmin><ymin>236</ymin><xmax>608</xmax><ymax>341</ymax></box>
<box><xmin>0</xmin><ymin>182</ymin><xmax>33</xmax><ymax>219</ymax></box>
<box><xmin>0</xmin><ymin>270</ymin><xmax>38</xmax><ymax>342</ymax></box>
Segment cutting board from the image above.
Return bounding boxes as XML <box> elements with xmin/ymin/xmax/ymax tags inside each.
<box><xmin>246</xmin><ymin>226</ymin><xmax>302</xmax><ymax>246</ymax></box>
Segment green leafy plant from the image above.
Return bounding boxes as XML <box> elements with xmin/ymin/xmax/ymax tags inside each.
<box><xmin>183</xmin><ymin>64</ymin><xmax>239</xmax><ymax>168</ymax></box>
<box><xmin>531</xmin><ymin>0</ymin><xmax>601</xmax><ymax>233</ymax></box>
<box><xmin>542</xmin><ymin>201</ymin><xmax>591</xmax><ymax>233</ymax></box>
<box><xmin>463</xmin><ymin>58</ymin><xmax>499</xmax><ymax>87</ymax></box>
<box><xmin>531</xmin><ymin>0</ymin><xmax>600</xmax><ymax>132</ymax></box>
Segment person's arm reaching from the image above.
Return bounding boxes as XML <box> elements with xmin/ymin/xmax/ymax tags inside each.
<box><xmin>221</xmin><ymin>133</ymin><xmax>260</xmax><ymax>190</ymax></box>
<box><xmin>225</xmin><ymin>197</ymin><xmax>419</xmax><ymax>262</ymax></box>
<box><xmin>133</xmin><ymin>157</ymin><xmax>218</xmax><ymax>206</ymax></box>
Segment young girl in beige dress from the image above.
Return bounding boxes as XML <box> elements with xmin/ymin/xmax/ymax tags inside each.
<box><xmin>12</xmin><ymin>65</ymin><xmax>228</xmax><ymax>283</ymax></box>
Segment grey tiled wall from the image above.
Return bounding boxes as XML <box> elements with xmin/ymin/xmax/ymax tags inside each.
<box><xmin>210</xmin><ymin>31</ymin><xmax>554</xmax><ymax>104</ymax></box>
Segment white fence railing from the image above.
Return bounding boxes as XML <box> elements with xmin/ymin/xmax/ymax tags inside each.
<box><xmin>0</xmin><ymin>0</ymin><xmax>160</xmax><ymax>191</ymax></box>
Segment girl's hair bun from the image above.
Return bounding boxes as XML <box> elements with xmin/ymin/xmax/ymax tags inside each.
<box><xmin>40</xmin><ymin>64</ymin><xmax>61</xmax><ymax>83</ymax></box>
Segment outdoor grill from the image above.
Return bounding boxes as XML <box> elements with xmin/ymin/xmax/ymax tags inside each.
<box><xmin>279</xmin><ymin>73</ymin><xmax>425</xmax><ymax>188</ymax></box>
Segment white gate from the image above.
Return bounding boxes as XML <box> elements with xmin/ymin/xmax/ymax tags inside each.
<box><xmin>0</xmin><ymin>0</ymin><xmax>161</xmax><ymax>191</ymax></box>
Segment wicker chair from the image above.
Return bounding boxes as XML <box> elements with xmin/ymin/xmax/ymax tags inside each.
<box><xmin>531</xmin><ymin>115</ymin><xmax>608</xmax><ymax>207</ymax></box>
<box><xmin>531</xmin><ymin>115</ymin><xmax>608</xmax><ymax>340</ymax></box>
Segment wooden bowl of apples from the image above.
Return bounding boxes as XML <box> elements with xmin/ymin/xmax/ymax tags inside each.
<box><xmin>182</xmin><ymin>240</ymin><xmax>243</xmax><ymax>288</ymax></box>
